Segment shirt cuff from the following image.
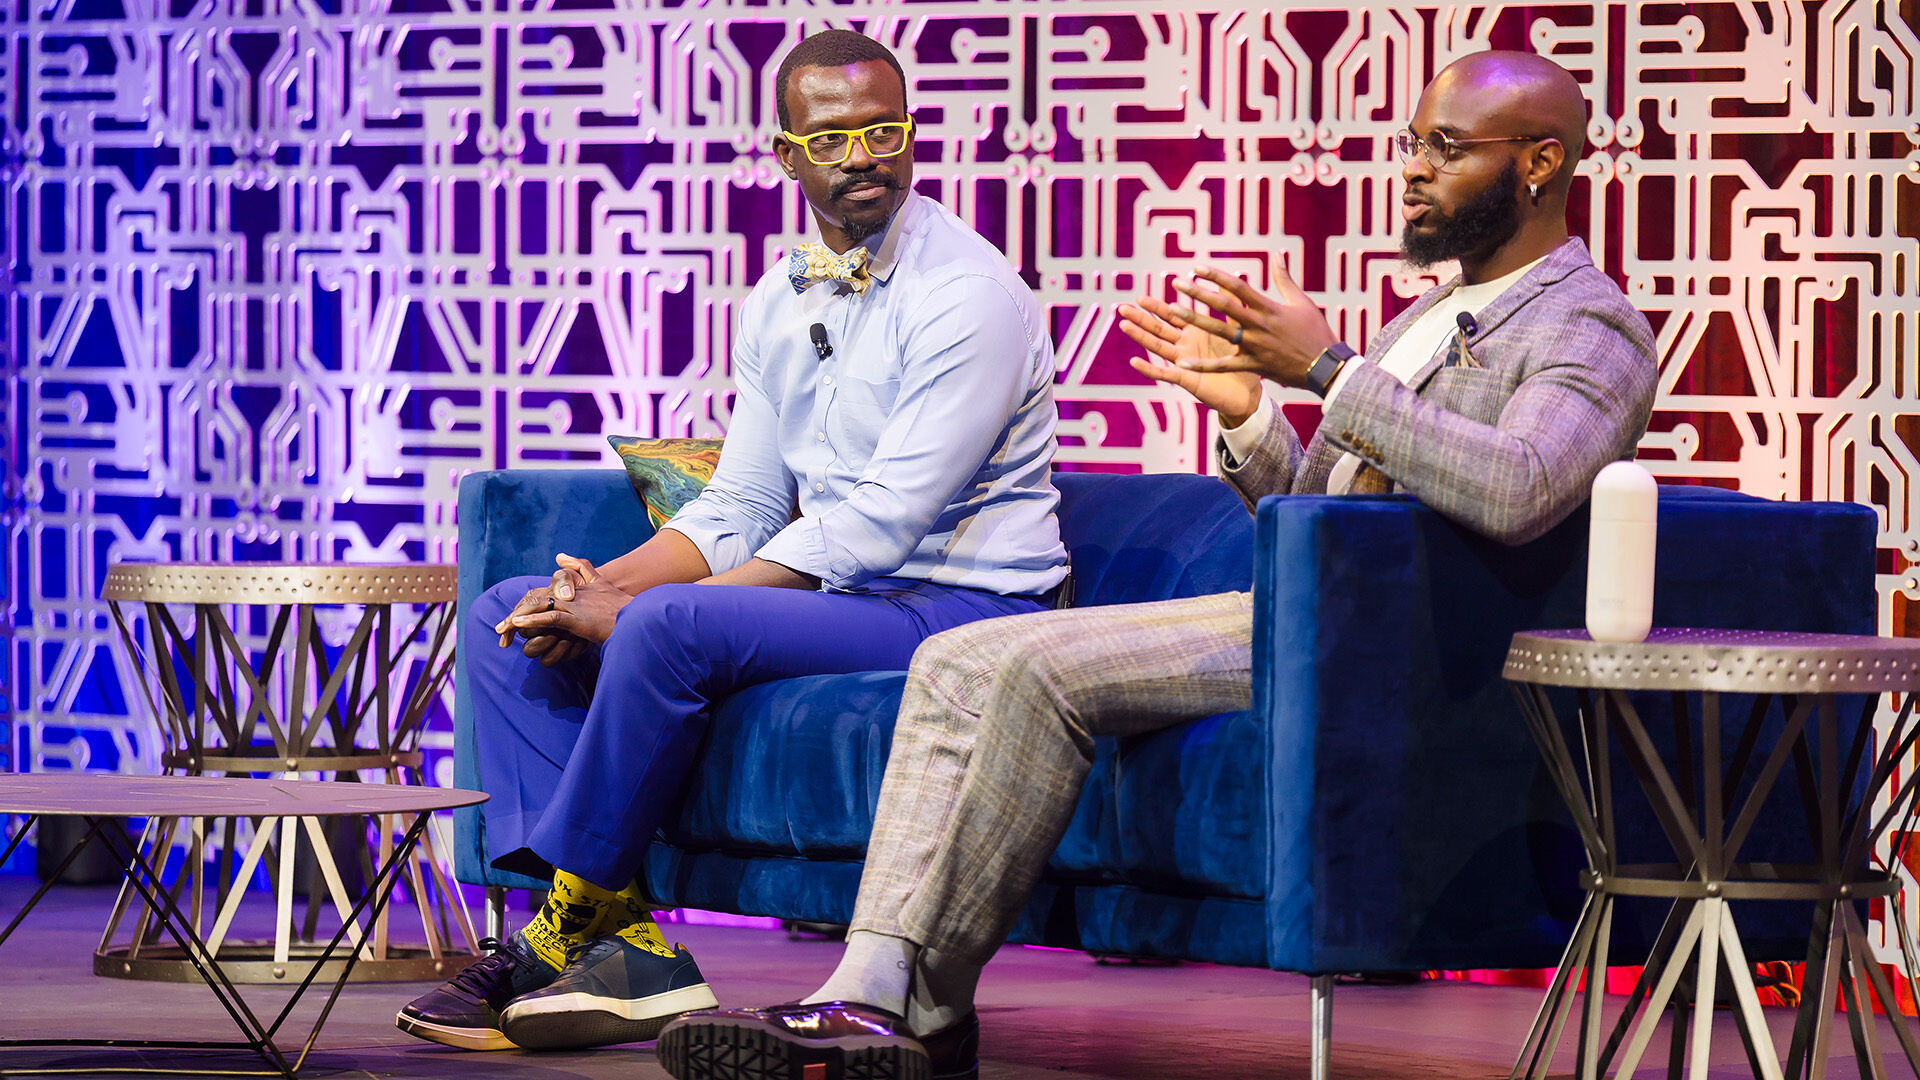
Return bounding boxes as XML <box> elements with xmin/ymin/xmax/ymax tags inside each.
<box><xmin>660</xmin><ymin>519</ymin><xmax>750</xmax><ymax>579</ymax></box>
<box><xmin>1219</xmin><ymin>390</ymin><xmax>1275</xmax><ymax>467</ymax></box>
<box><xmin>1320</xmin><ymin>352</ymin><xmax>1366</xmax><ymax>405</ymax></box>
<box><xmin>754</xmin><ymin>519</ymin><xmax>833</xmax><ymax>586</ymax></box>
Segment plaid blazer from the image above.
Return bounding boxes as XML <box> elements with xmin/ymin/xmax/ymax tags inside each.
<box><xmin>1221</xmin><ymin>237</ymin><xmax>1657</xmax><ymax>545</ymax></box>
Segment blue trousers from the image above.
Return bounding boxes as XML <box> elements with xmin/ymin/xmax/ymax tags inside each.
<box><xmin>470</xmin><ymin>575</ymin><xmax>1044</xmax><ymax>890</ymax></box>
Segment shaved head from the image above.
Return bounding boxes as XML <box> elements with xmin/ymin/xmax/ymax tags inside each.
<box><xmin>1399</xmin><ymin>51</ymin><xmax>1589</xmax><ymax>281</ymax></box>
<box><xmin>1427</xmin><ymin>51</ymin><xmax>1589</xmax><ymax>195</ymax></box>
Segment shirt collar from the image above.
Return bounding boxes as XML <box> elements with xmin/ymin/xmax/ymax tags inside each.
<box><xmin>862</xmin><ymin>193</ymin><xmax>921</xmax><ymax>286</ymax></box>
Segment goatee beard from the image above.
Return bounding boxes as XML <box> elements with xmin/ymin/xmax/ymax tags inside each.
<box><xmin>833</xmin><ymin>174</ymin><xmax>901</xmax><ymax>247</ymax></box>
<box><xmin>841</xmin><ymin>215</ymin><xmax>889</xmax><ymax>246</ymax></box>
<box><xmin>1401</xmin><ymin>160</ymin><xmax>1523</xmax><ymax>269</ymax></box>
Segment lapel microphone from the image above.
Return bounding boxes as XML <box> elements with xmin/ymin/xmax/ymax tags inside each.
<box><xmin>1450</xmin><ymin>310</ymin><xmax>1480</xmax><ymax>369</ymax></box>
<box><xmin>810</xmin><ymin>323</ymin><xmax>832</xmax><ymax>361</ymax></box>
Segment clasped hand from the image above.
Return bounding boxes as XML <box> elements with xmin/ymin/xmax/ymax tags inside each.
<box><xmin>1116</xmin><ymin>255</ymin><xmax>1338</xmax><ymax>422</ymax></box>
<box><xmin>495</xmin><ymin>553</ymin><xmax>631</xmax><ymax>667</ymax></box>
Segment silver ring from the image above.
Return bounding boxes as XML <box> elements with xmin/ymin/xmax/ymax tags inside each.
<box><xmin>545</xmin><ymin>598</ymin><xmax>556</xmax><ymax>612</ymax></box>
<box><xmin>1230</xmin><ymin>325</ymin><xmax>1244</xmax><ymax>346</ymax></box>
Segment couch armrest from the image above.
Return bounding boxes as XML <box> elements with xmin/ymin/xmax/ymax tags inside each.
<box><xmin>1254</xmin><ymin>490</ymin><xmax>1878</xmax><ymax>974</ymax></box>
<box><xmin>452</xmin><ymin>469</ymin><xmax>656</xmax><ymax>889</ymax></box>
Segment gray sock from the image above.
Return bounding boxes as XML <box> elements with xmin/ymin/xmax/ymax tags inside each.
<box><xmin>905</xmin><ymin>943</ymin><xmax>982</xmax><ymax>1036</ymax></box>
<box><xmin>804</xmin><ymin>930</ymin><xmax>915</xmax><ymax>1016</ymax></box>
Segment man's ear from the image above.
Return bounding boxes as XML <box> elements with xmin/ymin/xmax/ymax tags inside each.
<box><xmin>773</xmin><ymin>135</ymin><xmax>799</xmax><ymax>180</ymax></box>
<box><xmin>1528</xmin><ymin>138</ymin><xmax>1566</xmax><ymax>195</ymax></box>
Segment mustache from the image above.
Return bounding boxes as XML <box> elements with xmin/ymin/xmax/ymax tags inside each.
<box><xmin>830</xmin><ymin>173</ymin><xmax>900</xmax><ymax>200</ymax></box>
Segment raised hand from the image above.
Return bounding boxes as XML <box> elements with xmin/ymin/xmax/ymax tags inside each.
<box><xmin>1117</xmin><ymin>300</ymin><xmax>1263</xmax><ymax>428</ymax></box>
<box><xmin>1158</xmin><ymin>255</ymin><xmax>1338</xmax><ymax>387</ymax></box>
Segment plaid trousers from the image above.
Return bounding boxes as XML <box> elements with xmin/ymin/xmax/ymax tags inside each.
<box><xmin>848</xmin><ymin>591</ymin><xmax>1254</xmax><ymax>964</ymax></box>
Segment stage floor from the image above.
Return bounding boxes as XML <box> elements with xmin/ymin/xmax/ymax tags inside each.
<box><xmin>0</xmin><ymin>876</ymin><xmax>1899</xmax><ymax>1078</ymax></box>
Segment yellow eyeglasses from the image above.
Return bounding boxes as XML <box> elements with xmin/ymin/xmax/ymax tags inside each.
<box><xmin>781</xmin><ymin>119</ymin><xmax>915</xmax><ymax>166</ymax></box>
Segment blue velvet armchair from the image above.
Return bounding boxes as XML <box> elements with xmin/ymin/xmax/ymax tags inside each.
<box><xmin>453</xmin><ymin>467</ymin><xmax>1876</xmax><ymax>1077</ymax></box>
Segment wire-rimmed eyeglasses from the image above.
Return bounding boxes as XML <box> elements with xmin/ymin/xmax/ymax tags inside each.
<box><xmin>1394</xmin><ymin>126</ymin><xmax>1545</xmax><ymax>171</ymax></box>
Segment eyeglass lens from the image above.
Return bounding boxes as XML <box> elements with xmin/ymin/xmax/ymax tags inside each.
<box><xmin>1395</xmin><ymin>128</ymin><xmax>1448</xmax><ymax>166</ymax></box>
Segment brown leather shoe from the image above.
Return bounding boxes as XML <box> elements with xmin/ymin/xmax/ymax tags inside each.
<box><xmin>917</xmin><ymin>1011</ymin><xmax>979</xmax><ymax>1080</ymax></box>
<box><xmin>657</xmin><ymin>1000</ymin><xmax>931</xmax><ymax>1080</ymax></box>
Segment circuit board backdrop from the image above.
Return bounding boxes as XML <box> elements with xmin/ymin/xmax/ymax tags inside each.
<box><xmin>3</xmin><ymin>0</ymin><xmax>1918</xmax><ymax>948</ymax></box>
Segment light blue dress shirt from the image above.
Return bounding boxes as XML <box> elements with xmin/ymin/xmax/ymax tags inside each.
<box><xmin>664</xmin><ymin>194</ymin><xmax>1068</xmax><ymax>596</ymax></box>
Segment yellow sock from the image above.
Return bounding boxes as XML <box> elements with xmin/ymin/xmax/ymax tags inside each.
<box><xmin>609</xmin><ymin>880</ymin><xmax>679</xmax><ymax>959</ymax></box>
<box><xmin>597</xmin><ymin>879</ymin><xmax>652</xmax><ymax>934</ymax></box>
<box><xmin>523</xmin><ymin>870</ymin><xmax>616</xmax><ymax>970</ymax></box>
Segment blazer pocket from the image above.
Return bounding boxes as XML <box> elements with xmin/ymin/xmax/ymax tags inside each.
<box><xmin>1423</xmin><ymin>366</ymin><xmax>1516</xmax><ymax>425</ymax></box>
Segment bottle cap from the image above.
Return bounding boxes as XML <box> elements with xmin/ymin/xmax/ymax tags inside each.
<box><xmin>1591</xmin><ymin>461</ymin><xmax>1658</xmax><ymax>521</ymax></box>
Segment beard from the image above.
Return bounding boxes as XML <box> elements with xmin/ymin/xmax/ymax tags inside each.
<box><xmin>839</xmin><ymin>212</ymin><xmax>892</xmax><ymax>246</ymax></box>
<box><xmin>832</xmin><ymin>173</ymin><xmax>903</xmax><ymax>246</ymax></box>
<box><xmin>1401</xmin><ymin>159</ymin><xmax>1523</xmax><ymax>268</ymax></box>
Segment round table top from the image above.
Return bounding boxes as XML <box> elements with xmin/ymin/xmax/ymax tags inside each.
<box><xmin>1505</xmin><ymin>627</ymin><xmax>1920</xmax><ymax>693</ymax></box>
<box><xmin>0</xmin><ymin>773</ymin><xmax>486</xmax><ymax>817</ymax></box>
<box><xmin>102</xmin><ymin>562</ymin><xmax>456</xmax><ymax>604</ymax></box>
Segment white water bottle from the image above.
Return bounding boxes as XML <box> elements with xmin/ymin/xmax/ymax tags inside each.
<box><xmin>1586</xmin><ymin>462</ymin><xmax>1657</xmax><ymax>643</ymax></box>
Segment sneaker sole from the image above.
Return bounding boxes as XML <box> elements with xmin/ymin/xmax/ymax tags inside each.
<box><xmin>394</xmin><ymin>1010</ymin><xmax>518</xmax><ymax>1052</ymax></box>
<box><xmin>501</xmin><ymin>982</ymin><xmax>720</xmax><ymax>1050</ymax></box>
<box><xmin>656</xmin><ymin>1014</ymin><xmax>931</xmax><ymax>1080</ymax></box>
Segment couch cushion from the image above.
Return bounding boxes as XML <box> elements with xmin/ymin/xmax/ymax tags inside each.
<box><xmin>664</xmin><ymin>671</ymin><xmax>908</xmax><ymax>857</ymax></box>
<box><xmin>1049</xmin><ymin>708</ymin><xmax>1266</xmax><ymax>900</ymax></box>
<box><xmin>1054</xmin><ymin>472</ymin><xmax>1254</xmax><ymax>605</ymax></box>
<box><xmin>665</xmin><ymin>667</ymin><xmax>1265</xmax><ymax>900</ymax></box>
<box><xmin>662</xmin><ymin>472</ymin><xmax>1263</xmax><ymax>892</ymax></box>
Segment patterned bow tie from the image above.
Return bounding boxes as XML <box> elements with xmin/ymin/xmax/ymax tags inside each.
<box><xmin>788</xmin><ymin>243</ymin><xmax>872</xmax><ymax>295</ymax></box>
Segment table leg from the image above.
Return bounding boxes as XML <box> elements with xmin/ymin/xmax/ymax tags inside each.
<box><xmin>1611</xmin><ymin>901</ymin><xmax>1709</xmax><ymax>1079</ymax></box>
<box><xmin>1</xmin><ymin>810</ymin><xmax>444</xmax><ymax>1079</ymax></box>
<box><xmin>264</xmin><ymin>811</ymin><xmax>437</xmax><ymax>1074</ymax></box>
<box><xmin>1711</xmin><ymin>902</ymin><xmax>1785</xmax><ymax>1080</ymax></box>
<box><xmin>1576</xmin><ymin>894</ymin><xmax>1616</xmax><ymax>1080</ymax></box>
<box><xmin>91</xmin><ymin>817</ymin><xmax>294</xmax><ymax>1075</ymax></box>
<box><xmin>0</xmin><ymin>815</ymin><xmax>102</xmax><ymax>948</ymax></box>
<box><xmin>1510</xmin><ymin>891</ymin><xmax>1603</xmax><ymax>1080</ymax></box>
<box><xmin>1598</xmin><ymin>896</ymin><xmax>1698</xmax><ymax>1072</ymax></box>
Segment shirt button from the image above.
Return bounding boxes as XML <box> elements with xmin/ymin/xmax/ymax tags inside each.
<box><xmin>817</xmin><ymin>432</ymin><xmax>826</xmax><ymax>441</ymax></box>
<box><xmin>814</xmin><ymin>483</ymin><xmax>825</xmax><ymax>492</ymax></box>
<box><xmin>823</xmin><ymin>375</ymin><xmax>833</xmax><ymax>385</ymax></box>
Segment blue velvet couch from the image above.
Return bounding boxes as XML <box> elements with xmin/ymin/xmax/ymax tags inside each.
<box><xmin>452</xmin><ymin>468</ymin><xmax>1876</xmax><ymax>1073</ymax></box>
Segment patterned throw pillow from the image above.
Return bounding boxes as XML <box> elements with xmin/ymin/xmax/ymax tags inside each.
<box><xmin>607</xmin><ymin>435</ymin><xmax>725</xmax><ymax>531</ymax></box>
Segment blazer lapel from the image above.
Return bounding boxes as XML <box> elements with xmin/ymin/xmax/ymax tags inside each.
<box><xmin>1364</xmin><ymin>278</ymin><xmax>1458</xmax><ymax>358</ymax></box>
<box><xmin>1406</xmin><ymin>237</ymin><xmax>1595</xmax><ymax>391</ymax></box>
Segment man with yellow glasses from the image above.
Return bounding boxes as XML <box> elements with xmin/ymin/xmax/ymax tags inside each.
<box><xmin>395</xmin><ymin>28</ymin><xmax>1067</xmax><ymax>1054</ymax></box>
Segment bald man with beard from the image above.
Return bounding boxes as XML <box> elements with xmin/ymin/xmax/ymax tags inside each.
<box><xmin>658</xmin><ymin>50</ymin><xmax>1656</xmax><ymax>1080</ymax></box>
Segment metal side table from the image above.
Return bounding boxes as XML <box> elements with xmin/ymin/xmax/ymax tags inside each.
<box><xmin>1505</xmin><ymin>628</ymin><xmax>1920</xmax><ymax>1080</ymax></box>
<box><xmin>0</xmin><ymin>774</ymin><xmax>485</xmax><ymax>1078</ymax></box>
<box><xmin>100</xmin><ymin>562</ymin><xmax>474</xmax><ymax>982</ymax></box>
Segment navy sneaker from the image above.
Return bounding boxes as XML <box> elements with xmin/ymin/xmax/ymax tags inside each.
<box><xmin>500</xmin><ymin>934</ymin><xmax>718</xmax><ymax>1050</ymax></box>
<box><xmin>395</xmin><ymin>932</ymin><xmax>559</xmax><ymax>1050</ymax></box>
